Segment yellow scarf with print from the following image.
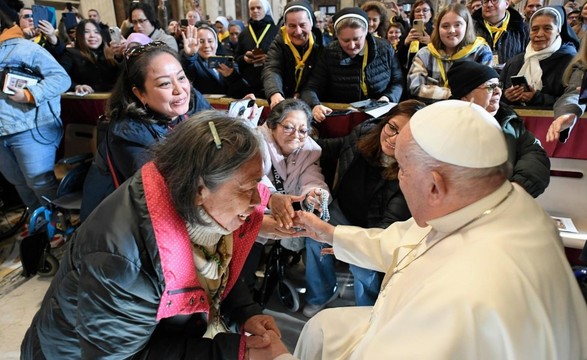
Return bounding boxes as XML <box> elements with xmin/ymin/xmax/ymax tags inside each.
<box><xmin>427</xmin><ymin>37</ymin><xmax>488</xmax><ymax>87</ymax></box>
<box><xmin>484</xmin><ymin>11</ymin><xmax>510</xmax><ymax>49</ymax></box>
<box><xmin>281</xmin><ymin>26</ymin><xmax>315</xmax><ymax>92</ymax></box>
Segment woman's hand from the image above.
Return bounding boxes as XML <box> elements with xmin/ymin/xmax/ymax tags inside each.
<box><xmin>268</xmin><ymin>193</ymin><xmax>305</xmax><ymax>229</ymax></box>
<box><xmin>247</xmin><ymin>330</ymin><xmax>290</xmax><ymax>360</ymax></box>
<box><xmin>312</xmin><ymin>105</ymin><xmax>332</xmax><ymax>123</ymax></box>
<box><xmin>243</xmin><ymin>314</ymin><xmax>281</xmax><ymax>338</ymax></box>
<box><xmin>259</xmin><ymin>215</ymin><xmax>298</xmax><ymax>239</ymax></box>
<box><xmin>6</xmin><ymin>87</ymin><xmax>28</xmax><ymax>103</ymax></box>
<box><xmin>37</xmin><ymin>20</ymin><xmax>58</xmax><ymax>45</ymax></box>
<box><xmin>270</xmin><ymin>93</ymin><xmax>285</xmax><ymax>109</ymax></box>
<box><xmin>293</xmin><ymin>211</ymin><xmax>335</xmax><ymax>245</ymax></box>
<box><xmin>546</xmin><ymin>113</ymin><xmax>577</xmax><ymax>142</ymax></box>
<box><xmin>75</xmin><ymin>84</ymin><xmax>94</xmax><ymax>95</ymax></box>
<box><xmin>503</xmin><ymin>85</ymin><xmax>525</xmax><ymax>102</ymax></box>
<box><xmin>182</xmin><ymin>25</ymin><xmax>199</xmax><ymax>56</ymax></box>
<box><xmin>303</xmin><ymin>188</ymin><xmax>328</xmax><ymax>214</ymax></box>
<box><xmin>419</xmin><ymin>30</ymin><xmax>431</xmax><ymax>44</ymax></box>
<box><xmin>216</xmin><ymin>63</ymin><xmax>234</xmax><ymax>77</ymax></box>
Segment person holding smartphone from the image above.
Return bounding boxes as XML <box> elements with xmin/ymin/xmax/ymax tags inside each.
<box><xmin>500</xmin><ymin>6</ymin><xmax>578</xmax><ymax>107</ymax></box>
<box><xmin>396</xmin><ymin>0</ymin><xmax>434</xmax><ymax>71</ymax></box>
<box><xmin>182</xmin><ymin>24</ymin><xmax>253</xmax><ymax>98</ymax></box>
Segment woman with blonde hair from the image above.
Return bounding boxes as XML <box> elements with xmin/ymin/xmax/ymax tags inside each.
<box><xmin>407</xmin><ymin>3</ymin><xmax>492</xmax><ymax>103</ymax></box>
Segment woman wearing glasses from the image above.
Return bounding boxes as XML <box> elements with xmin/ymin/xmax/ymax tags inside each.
<box><xmin>80</xmin><ymin>42</ymin><xmax>211</xmax><ymax>220</ymax></box>
<box><xmin>129</xmin><ymin>2</ymin><xmax>178</xmax><ymax>51</ymax></box>
<box><xmin>302</xmin><ymin>100</ymin><xmax>423</xmax><ymax>317</ymax></box>
<box><xmin>500</xmin><ymin>6</ymin><xmax>578</xmax><ymax>107</ymax></box>
<box><xmin>241</xmin><ymin>99</ymin><xmax>330</xmax><ymax>293</ymax></box>
<box><xmin>396</xmin><ymin>0</ymin><xmax>435</xmax><ymax>71</ymax></box>
<box><xmin>448</xmin><ymin>60</ymin><xmax>550</xmax><ymax>197</ymax></box>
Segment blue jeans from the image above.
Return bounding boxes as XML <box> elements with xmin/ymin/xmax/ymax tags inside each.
<box><xmin>349</xmin><ymin>264</ymin><xmax>382</xmax><ymax>306</ymax></box>
<box><xmin>305</xmin><ymin>237</ymin><xmax>337</xmax><ymax>305</ymax></box>
<box><xmin>0</xmin><ymin>124</ymin><xmax>62</xmax><ymax>209</ymax></box>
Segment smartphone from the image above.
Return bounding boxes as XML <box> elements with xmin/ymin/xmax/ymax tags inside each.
<box><xmin>252</xmin><ymin>47</ymin><xmax>265</xmax><ymax>56</ymax></box>
<box><xmin>510</xmin><ymin>75</ymin><xmax>529</xmax><ymax>91</ymax></box>
<box><xmin>413</xmin><ymin>19</ymin><xmax>425</xmax><ymax>36</ymax></box>
<box><xmin>326</xmin><ymin>110</ymin><xmax>352</xmax><ymax>117</ymax></box>
<box><xmin>32</xmin><ymin>5</ymin><xmax>56</xmax><ymax>28</ymax></box>
<box><xmin>109</xmin><ymin>26</ymin><xmax>122</xmax><ymax>43</ymax></box>
<box><xmin>207</xmin><ymin>56</ymin><xmax>234</xmax><ymax>69</ymax></box>
<box><xmin>180</xmin><ymin>19</ymin><xmax>189</xmax><ymax>27</ymax></box>
<box><xmin>579</xmin><ymin>72</ymin><xmax>587</xmax><ymax>104</ymax></box>
<box><xmin>62</xmin><ymin>12</ymin><xmax>77</xmax><ymax>31</ymax></box>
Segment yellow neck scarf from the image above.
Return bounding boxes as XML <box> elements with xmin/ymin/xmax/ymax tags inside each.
<box><xmin>281</xmin><ymin>26</ymin><xmax>315</xmax><ymax>92</ymax></box>
<box><xmin>360</xmin><ymin>43</ymin><xmax>369</xmax><ymax>97</ymax></box>
<box><xmin>484</xmin><ymin>11</ymin><xmax>510</xmax><ymax>49</ymax></box>
<box><xmin>427</xmin><ymin>37</ymin><xmax>488</xmax><ymax>87</ymax></box>
<box><xmin>249</xmin><ymin>24</ymin><xmax>272</xmax><ymax>48</ymax></box>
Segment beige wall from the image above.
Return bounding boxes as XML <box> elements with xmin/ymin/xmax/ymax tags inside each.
<box><xmin>79</xmin><ymin>0</ymin><xmax>117</xmax><ymax>27</ymax></box>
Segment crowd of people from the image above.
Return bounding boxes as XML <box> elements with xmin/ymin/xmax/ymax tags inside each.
<box><xmin>1</xmin><ymin>0</ymin><xmax>587</xmax><ymax>358</ymax></box>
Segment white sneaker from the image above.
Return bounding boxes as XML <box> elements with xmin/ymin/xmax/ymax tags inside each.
<box><xmin>302</xmin><ymin>286</ymin><xmax>339</xmax><ymax>318</ymax></box>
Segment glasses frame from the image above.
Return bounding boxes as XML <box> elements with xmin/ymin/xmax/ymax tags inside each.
<box><xmin>131</xmin><ymin>18</ymin><xmax>150</xmax><ymax>26</ymax></box>
<box><xmin>480</xmin><ymin>82</ymin><xmax>503</xmax><ymax>93</ymax></box>
<box><xmin>482</xmin><ymin>0</ymin><xmax>501</xmax><ymax>6</ymax></box>
<box><xmin>277</xmin><ymin>123</ymin><xmax>309</xmax><ymax>137</ymax></box>
<box><xmin>21</xmin><ymin>14</ymin><xmax>33</xmax><ymax>19</ymax></box>
<box><xmin>383</xmin><ymin>122</ymin><xmax>400</xmax><ymax>137</ymax></box>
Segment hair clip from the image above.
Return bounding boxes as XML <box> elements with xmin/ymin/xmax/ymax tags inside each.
<box><xmin>208</xmin><ymin>121</ymin><xmax>222</xmax><ymax>149</ymax></box>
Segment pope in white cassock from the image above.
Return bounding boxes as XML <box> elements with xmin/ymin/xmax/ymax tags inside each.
<box><xmin>249</xmin><ymin>100</ymin><xmax>587</xmax><ymax>360</ymax></box>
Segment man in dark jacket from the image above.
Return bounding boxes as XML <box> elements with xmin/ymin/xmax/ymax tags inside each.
<box><xmin>263</xmin><ymin>1</ymin><xmax>323</xmax><ymax>109</ymax></box>
<box><xmin>472</xmin><ymin>0</ymin><xmax>529</xmax><ymax>66</ymax></box>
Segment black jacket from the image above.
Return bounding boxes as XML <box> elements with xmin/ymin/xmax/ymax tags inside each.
<box><xmin>182</xmin><ymin>52</ymin><xmax>252</xmax><ymax>98</ymax></box>
<box><xmin>22</xmin><ymin>165</ymin><xmax>264</xmax><ymax>359</ymax></box>
<box><xmin>496</xmin><ymin>103</ymin><xmax>550</xmax><ymax>197</ymax></box>
<box><xmin>318</xmin><ymin>118</ymin><xmax>411</xmax><ymax>228</ymax></box>
<box><xmin>500</xmin><ymin>42</ymin><xmax>577</xmax><ymax>107</ymax></box>
<box><xmin>262</xmin><ymin>27</ymin><xmax>323</xmax><ymax>101</ymax></box>
<box><xmin>235</xmin><ymin>15</ymin><xmax>279</xmax><ymax>97</ymax></box>
<box><xmin>301</xmin><ymin>33</ymin><xmax>403</xmax><ymax>106</ymax></box>
<box><xmin>473</xmin><ymin>7</ymin><xmax>529</xmax><ymax>65</ymax></box>
<box><xmin>58</xmin><ymin>46</ymin><xmax>121</xmax><ymax>92</ymax></box>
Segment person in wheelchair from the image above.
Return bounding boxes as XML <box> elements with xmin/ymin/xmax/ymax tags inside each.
<box><xmin>21</xmin><ymin>113</ymin><xmax>285</xmax><ymax>359</ymax></box>
<box><xmin>241</xmin><ymin>99</ymin><xmax>330</xmax><ymax>300</ymax></box>
<box><xmin>80</xmin><ymin>41</ymin><xmax>212</xmax><ymax>221</ymax></box>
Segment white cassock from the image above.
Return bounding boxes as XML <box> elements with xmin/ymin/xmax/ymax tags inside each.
<box><xmin>294</xmin><ymin>182</ymin><xmax>587</xmax><ymax>359</ymax></box>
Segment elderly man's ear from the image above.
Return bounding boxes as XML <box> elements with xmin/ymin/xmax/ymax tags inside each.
<box><xmin>428</xmin><ymin>170</ymin><xmax>448</xmax><ymax>206</ymax></box>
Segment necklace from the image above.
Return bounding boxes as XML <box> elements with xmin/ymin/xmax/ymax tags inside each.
<box><xmin>388</xmin><ymin>186</ymin><xmax>514</xmax><ymax>281</ymax></box>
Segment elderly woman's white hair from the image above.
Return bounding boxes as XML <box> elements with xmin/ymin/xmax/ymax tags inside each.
<box><xmin>248</xmin><ymin>0</ymin><xmax>274</xmax><ymax>21</ymax></box>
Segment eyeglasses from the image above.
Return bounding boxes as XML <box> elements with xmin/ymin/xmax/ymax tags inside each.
<box><xmin>124</xmin><ymin>41</ymin><xmax>168</xmax><ymax>60</ymax></box>
<box><xmin>482</xmin><ymin>0</ymin><xmax>501</xmax><ymax>5</ymax></box>
<box><xmin>383</xmin><ymin>122</ymin><xmax>400</xmax><ymax>137</ymax></box>
<box><xmin>278</xmin><ymin>123</ymin><xmax>309</xmax><ymax>137</ymax></box>
<box><xmin>21</xmin><ymin>14</ymin><xmax>33</xmax><ymax>19</ymax></box>
<box><xmin>480</xmin><ymin>82</ymin><xmax>503</xmax><ymax>93</ymax></box>
<box><xmin>131</xmin><ymin>18</ymin><xmax>150</xmax><ymax>26</ymax></box>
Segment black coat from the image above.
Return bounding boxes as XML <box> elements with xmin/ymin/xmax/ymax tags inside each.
<box><xmin>473</xmin><ymin>7</ymin><xmax>529</xmax><ymax>65</ymax></box>
<box><xmin>301</xmin><ymin>33</ymin><xmax>403</xmax><ymax>106</ymax></box>
<box><xmin>317</xmin><ymin>118</ymin><xmax>411</xmax><ymax>228</ymax></box>
<box><xmin>58</xmin><ymin>47</ymin><xmax>121</xmax><ymax>92</ymax></box>
<box><xmin>262</xmin><ymin>27</ymin><xmax>323</xmax><ymax>101</ymax></box>
<box><xmin>182</xmin><ymin>52</ymin><xmax>252</xmax><ymax>98</ymax></box>
<box><xmin>235</xmin><ymin>15</ymin><xmax>279</xmax><ymax>97</ymax></box>
<box><xmin>500</xmin><ymin>42</ymin><xmax>577</xmax><ymax>107</ymax></box>
<box><xmin>496</xmin><ymin>103</ymin><xmax>550</xmax><ymax>197</ymax></box>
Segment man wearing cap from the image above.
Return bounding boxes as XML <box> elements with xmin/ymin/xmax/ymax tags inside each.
<box><xmin>472</xmin><ymin>0</ymin><xmax>528</xmax><ymax>65</ymax></box>
<box><xmin>447</xmin><ymin>60</ymin><xmax>550</xmax><ymax>197</ymax></box>
<box><xmin>249</xmin><ymin>100</ymin><xmax>587</xmax><ymax>359</ymax></box>
<box><xmin>262</xmin><ymin>1</ymin><xmax>323</xmax><ymax>109</ymax></box>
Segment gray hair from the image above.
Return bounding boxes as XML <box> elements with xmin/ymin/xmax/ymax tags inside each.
<box><xmin>530</xmin><ymin>6</ymin><xmax>562</xmax><ymax>31</ymax></box>
<box><xmin>152</xmin><ymin>111</ymin><xmax>263</xmax><ymax>225</ymax></box>
<box><xmin>265</xmin><ymin>98</ymin><xmax>312</xmax><ymax>130</ymax></box>
<box><xmin>405</xmin><ymin>133</ymin><xmax>510</xmax><ymax>191</ymax></box>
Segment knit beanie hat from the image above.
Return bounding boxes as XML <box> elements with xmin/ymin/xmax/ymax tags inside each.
<box><xmin>333</xmin><ymin>7</ymin><xmax>369</xmax><ymax>33</ymax></box>
<box><xmin>283</xmin><ymin>0</ymin><xmax>314</xmax><ymax>26</ymax></box>
<box><xmin>447</xmin><ymin>61</ymin><xmax>499</xmax><ymax>100</ymax></box>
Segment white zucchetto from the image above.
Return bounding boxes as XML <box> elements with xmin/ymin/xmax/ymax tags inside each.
<box><xmin>410</xmin><ymin>100</ymin><xmax>508</xmax><ymax>168</ymax></box>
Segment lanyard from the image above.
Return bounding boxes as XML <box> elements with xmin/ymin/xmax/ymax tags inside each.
<box><xmin>360</xmin><ymin>43</ymin><xmax>369</xmax><ymax>97</ymax></box>
<box><xmin>281</xmin><ymin>26</ymin><xmax>314</xmax><ymax>92</ymax></box>
<box><xmin>249</xmin><ymin>24</ymin><xmax>271</xmax><ymax>48</ymax></box>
